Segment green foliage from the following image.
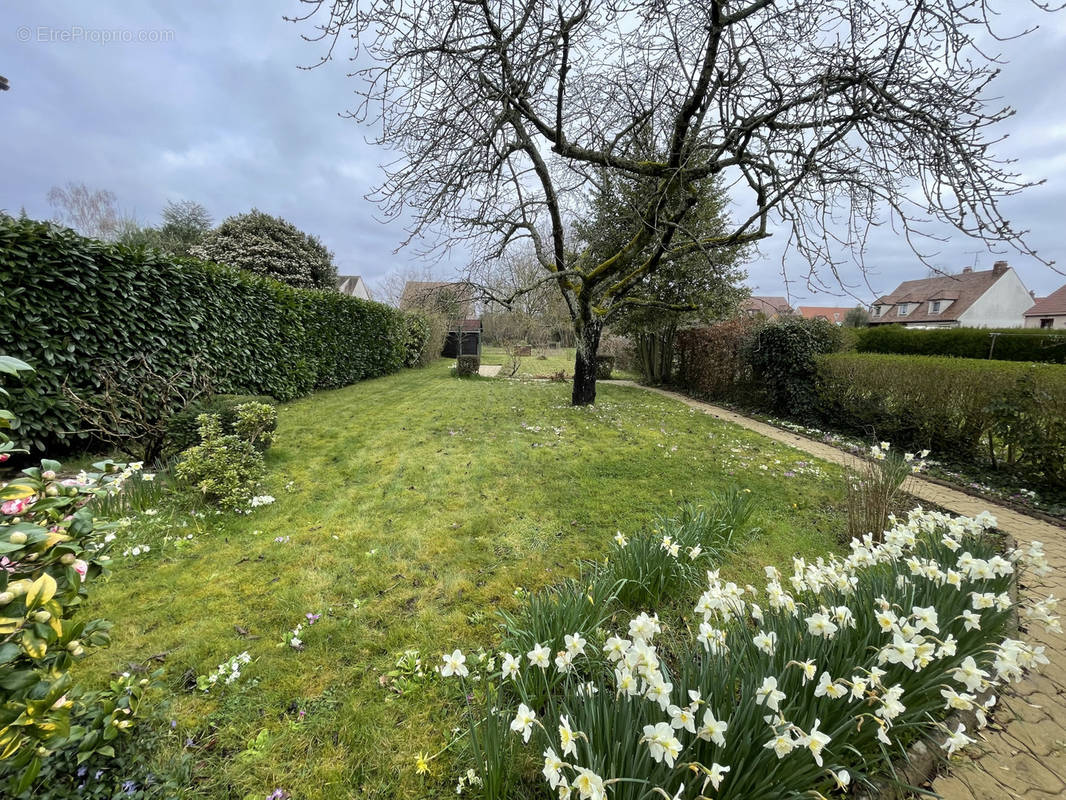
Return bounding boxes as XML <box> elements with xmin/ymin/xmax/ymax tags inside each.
<box><xmin>0</xmin><ymin>445</ymin><xmax>135</xmax><ymax>787</ymax></box>
<box><xmin>856</xmin><ymin>325</ymin><xmax>1066</xmax><ymax>363</ymax></box>
<box><xmin>745</xmin><ymin>317</ymin><xmax>843</xmax><ymax>418</ymax></box>
<box><xmin>843</xmin><ymin>307</ymin><xmax>870</xmax><ymax>328</ymax></box>
<box><xmin>456</xmin><ymin>355</ymin><xmax>481</xmax><ymax>376</ymax></box>
<box><xmin>674</xmin><ymin>318</ymin><xmax>759</xmax><ymax>401</ymax></box>
<box><xmin>174</xmin><ymin>413</ymin><xmax>266</xmax><ymax>511</ymax></box>
<box><xmin>190</xmin><ymin>209</ymin><xmax>337</xmax><ymax>290</ymax></box>
<box><xmin>1</xmin><ymin>671</ymin><xmax>169</xmax><ymax>800</ymax></box>
<box><xmin>399</xmin><ymin>312</ymin><xmax>446</xmax><ymax>367</ymax></box>
<box><xmin>0</xmin><ymin>215</ymin><xmax>420</xmax><ymax>453</ymax></box>
<box><xmin>164</xmin><ymin>395</ymin><xmax>277</xmax><ymax>457</ymax></box>
<box><xmin>817</xmin><ymin>353</ymin><xmax>1066</xmax><ymax>488</ymax></box>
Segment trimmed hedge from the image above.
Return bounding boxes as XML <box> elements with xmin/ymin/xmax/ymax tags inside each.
<box><xmin>857</xmin><ymin>325</ymin><xmax>1066</xmax><ymax>363</ymax></box>
<box><xmin>0</xmin><ymin>216</ymin><xmax>423</xmax><ymax>452</ymax></box>
<box><xmin>816</xmin><ymin>352</ymin><xmax>1066</xmax><ymax>487</ymax></box>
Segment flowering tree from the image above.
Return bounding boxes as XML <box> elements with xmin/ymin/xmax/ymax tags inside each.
<box><xmin>191</xmin><ymin>209</ymin><xmax>337</xmax><ymax>290</ymax></box>
<box><xmin>295</xmin><ymin>0</ymin><xmax>1057</xmax><ymax>404</ymax></box>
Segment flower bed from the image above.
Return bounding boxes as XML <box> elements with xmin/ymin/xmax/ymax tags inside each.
<box><xmin>439</xmin><ymin>508</ymin><xmax>1056</xmax><ymax>799</ymax></box>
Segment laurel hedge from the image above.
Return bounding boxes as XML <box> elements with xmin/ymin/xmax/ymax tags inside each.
<box><xmin>816</xmin><ymin>352</ymin><xmax>1066</xmax><ymax>487</ymax></box>
<box><xmin>856</xmin><ymin>325</ymin><xmax>1066</xmax><ymax>363</ymax></box>
<box><xmin>0</xmin><ymin>216</ymin><xmax>424</xmax><ymax>452</ymax></box>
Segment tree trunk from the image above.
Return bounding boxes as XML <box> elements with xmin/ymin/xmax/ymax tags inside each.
<box><xmin>572</xmin><ymin>317</ymin><xmax>603</xmax><ymax>406</ymax></box>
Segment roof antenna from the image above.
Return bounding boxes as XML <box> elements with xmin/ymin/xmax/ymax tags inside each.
<box><xmin>966</xmin><ymin>250</ymin><xmax>984</xmax><ymax>271</ymax></box>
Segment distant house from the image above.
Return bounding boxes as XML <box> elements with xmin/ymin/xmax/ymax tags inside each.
<box><xmin>741</xmin><ymin>296</ymin><xmax>793</xmax><ymax>319</ymax></box>
<box><xmin>335</xmin><ymin>275</ymin><xmax>372</xmax><ymax>300</ymax></box>
<box><xmin>797</xmin><ymin>306</ymin><xmax>854</xmax><ymax>325</ymax></box>
<box><xmin>1024</xmin><ymin>284</ymin><xmax>1066</xmax><ymax>329</ymax></box>
<box><xmin>868</xmin><ymin>261</ymin><xmax>1034</xmax><ymax>329</ymax></box>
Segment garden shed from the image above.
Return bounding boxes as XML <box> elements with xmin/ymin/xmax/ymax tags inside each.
<box><xmin>442</xmin><ymin>318</ymin><xmax>482</xmax><ymax>358</ymax></box>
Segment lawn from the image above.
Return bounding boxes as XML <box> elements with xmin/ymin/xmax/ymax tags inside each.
<box><xmin>479</xmin><ymin>345</ymin><xmax>641</xmax><ymax>381</ymax></box>
<box><xmin>76</xmin><ymin>362</ymin><xmax>848</xmax><ymax>799</ymax></box>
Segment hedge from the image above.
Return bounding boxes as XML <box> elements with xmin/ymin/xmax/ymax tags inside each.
<box><xmin>0</xmin><ymin>216</ymin><xmax>426</xmax><ymax>452</ymax></box>
<box><xmin>816</xmin><ymin>352</ymin><xmax>1066</xmax><ymax>488</ymax></box>
<box><xmin>856</xmin><ymin>325</ymin><xmax>1066</xmax><ymax>363</ymax></box>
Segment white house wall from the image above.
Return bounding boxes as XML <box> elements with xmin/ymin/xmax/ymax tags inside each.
<box><xmin>957</xmin><ymin>269</ymin><xmax>1034</xmax><ymax>328</ymax></box>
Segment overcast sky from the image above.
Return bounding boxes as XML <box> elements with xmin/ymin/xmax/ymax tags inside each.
<box><xmin>4</xmin><ymin>1</ymin><xmax>1065</xmax><ymax>305</ymax></box>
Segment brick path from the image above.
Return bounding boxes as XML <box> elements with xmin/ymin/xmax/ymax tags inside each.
<box><xmin>615</xmin><ymin>382</ymin><xmax>1066</xmax><ymax>799</ymax></box>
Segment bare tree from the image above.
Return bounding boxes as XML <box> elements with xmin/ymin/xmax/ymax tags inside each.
<box><xmin>47</xmin><ymin>182</ymin><xmax>120</xmax><ymax>241</ymax></box>
<box><xmin>294</xmin><ymin>0</ymin><xmax>1059</xmax><ymax>405</ymax></box>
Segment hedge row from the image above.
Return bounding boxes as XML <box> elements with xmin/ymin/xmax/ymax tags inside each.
<box><xmin>816</xmin><ymin>353</ymin><xmax>1066</xmax><ymax>487</ymax></box>
<box><xmin>856</xmin><ymin>325</ymin><xmax>1066</xmax><ymax>363</ymax></box>
<box><xmin>1</xmin><ymin>216</ymin><xmax>426</xmax><ymax>451</ymax></box>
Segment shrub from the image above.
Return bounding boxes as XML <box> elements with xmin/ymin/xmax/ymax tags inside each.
<box><xmin>846</xmin><ymin>444</ymin><xmax>926</xmax><ymax>543</ymax></box>
<box><xmin>446</xmin><ymin>508</ymin><xmax>1056</xmax><ymax>800</ymax></box>
<box><xmin>457</xmin><ymin>355</ymin><xmax>481</xmax><ymax>376</ymax></box>
<box><xmin>745</xmin><ymin>317</ymin><xmax>842</xmax><ymax>418</ymax></box>
<box><xmin>675</xmin><ymin>318</ymin><xmax>759</xmax><ymax>402</ymax></box>
<box><xmin>174</xmin><ymin>413</ymin><xmax>266</xmax><ymax>511</ymax></box>
<box><xmin>0</xmin><ymin>454</ymin><xmax>132</xmax><ymax>790</ymax></box>
<box><xmin>856</xmin><ymin>325</ymin><xmax>1066</xmax><ymax>363</ymax></box>
<box><xmin>400</xmin><ymin>312</ymin><xmax>447</xmax><ymax>367</ymax></box>
<box><xmin>164</xmin><ymin>394</ymin><xmax>277</xmax><ymax>457</ymax></box>
<box><xmin>0</xmin><ymin>215</ymin><xmax>419</xmax><ymax>453</ymax></box>
<box><xmin>816</xmin><ymin>353</ymin><xmax>1066</xmax><ymax>488</ymax></box>
<box><xmin>594</xmin><ymin>355</ymin><xmax>615</xmax><ymax>380</ymax></box>
<box><xmin>189</xmin><ymin>208</ymin><xmax>337</xmax><ymax>290</ymax></box>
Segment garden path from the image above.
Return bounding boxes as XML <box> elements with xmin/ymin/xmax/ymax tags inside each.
<box><xmin>478</xmin><ymin>364</ymin><xmax>502</xmax><ymax>377</ymax></box>
<box><xmin>615</xmin><ymin>382</ymin><xmax>1066</xmax><ymax>800</ymax></box>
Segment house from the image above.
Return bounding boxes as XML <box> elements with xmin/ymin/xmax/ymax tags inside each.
<box><xmin>868</xmin><ymin>261</ymin><xmax>1034</xmax><ymax>328</ymax></box>
<box><xmin>1023</xmin><ymin>284</ymin><xmax>1066</xmax><ymax>329</ymax></box>
<box><xmin>741</xmin><ymin>296</ymin><xmax>793</xmax><ymax>319</ymax></box>
<box><xmin>335</xmin><ymin>275</ymin><xmax>372</xmax><ymax>300</ymax></box>
<box><xmin>797</xmin><ymin>306</ymin><xmax>854</xmax><ymax>325</ymax></box>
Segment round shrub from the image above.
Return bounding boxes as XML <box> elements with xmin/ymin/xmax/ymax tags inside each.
<box><xmin>190</xmin><ymin>209</ymin><xmax>337</xmax><ymax>290</ymax></box>
<box><xmin>164</xmin><ymin>394</ymin><xmax>277</xmax><ymax>457</ymax></box>
<box><xmin>745</xmin><ymin>317</ymin><xmax>842</xmax><ymax>418</ymax></box>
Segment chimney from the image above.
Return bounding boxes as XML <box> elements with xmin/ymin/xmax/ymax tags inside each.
<box><xmin>993</xmin><ymin>260</ymin><xmax>1009</xmax><ymax>276</ymax></box>
<box><xmin>961</xmin><ymin>266</ymin><xmax>972</xmax><ymax>274</ymax></box>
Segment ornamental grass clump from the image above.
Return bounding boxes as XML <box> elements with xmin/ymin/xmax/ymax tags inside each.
<box><xmin>846</xmin><ymin>443</ymin><xmax>927</xmax><ymax>544</ymax></box>
<box><xmin>440</xmin><ymin>508</ymin><xmax>1056</xmax><ymax>799</ymax></box>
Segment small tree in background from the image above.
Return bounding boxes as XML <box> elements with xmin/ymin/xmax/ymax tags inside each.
<box><xmin>191</xmin><ymin>209</ymin><xmax>337</xmax><ymax>290</ymax></box>
<box><xmin>159</xmin><ymin>200</ymin><xmax>213</xmax><ymax>257</ymax></box>
<box><xmin>46</xmin><ymin>182</ymin><xmax>119</xmax><ymax>241</ymax></box>
<box><xmin>844</xmin><ymin>306</ymin><xmax>871</xmax><ymax>328</ymax></box>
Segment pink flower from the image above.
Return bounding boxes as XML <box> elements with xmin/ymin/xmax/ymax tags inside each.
<box><xmin>1</xmin><ymin>498</ymin><xmax>27</xmax><ymax>516</ymax></box>
<box><xmin>72</xmin><ymin>560</ymin><xmax>88</xmax><ymax>581</ymax></box>
<box><xmin>0</xmin><ymin>453</ymin><xmax>9</xmax><ymax>463</ymax></box>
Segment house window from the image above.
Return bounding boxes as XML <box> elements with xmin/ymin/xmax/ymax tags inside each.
<box><xmin>930</xmin><ymin>300</ymin><xmax>941</xmax><ymax>314</ymax></box>
<box><xmin>898</xmin><ymin>303</ymin><xmax>911</xmax><ymax>317</ymax></box>
<box><xmin>1041</xmin><ymin>318</ymin><xmax>1055</xmax><ymax>329</ymax></box>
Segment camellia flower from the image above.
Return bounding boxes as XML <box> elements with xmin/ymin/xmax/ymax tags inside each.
<box><xmin>510</xmin><ymin>703</ymin><xmax>536</xmax><ymax>743</ymax></box>
<box><xmin>72</xmin><ymin>559</ymin><xmax>89</xmax><ymax>581</ymax></box>
<box><xmin>440</xmin><ymin>649</ymin><xmax>468</xmax><ymax>678</ymax></box>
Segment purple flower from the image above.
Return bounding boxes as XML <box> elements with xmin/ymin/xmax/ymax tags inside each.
<box><xmin>123</xmin><ymin>780</ymin><xmax>138</xmax><ymax>795</ymax></box>
<box><xmin>267</xmin><ymin>790</ymin><xmax>290</xmax><ymax>800</ymax></box>
<box><xmin>305</xmin><ymin>613</ymin><xmax>321</xmax><ymax>625</ymax></box>
<box><xmin>783</xmin><ymin>471</ymin><xmax>796</xmax><ymax>477</ymax></box>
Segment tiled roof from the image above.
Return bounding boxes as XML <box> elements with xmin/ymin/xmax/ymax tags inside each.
<box><xmin>741</xmin><ymin>296</ymin><xmax>792</xmax><ymax>315</ymax></box>
<box><xmin>399</xmin><ymin>281</ymin><xmax>477</xmax><ymax>318</ymax></box>
<box><xmin>869</xmin><ymin>267</ymin><xmax>1007</xmax><ymax>325</ymax></box>
<box><xmin>1024</xmin><ymin>284</ymin><xmax>1066</xmax><ymax>317</ymax></box>
<box><xmin>797</xmin><ymin>306</ymin><xmax>853</xmax><ymax>322</ymax></box>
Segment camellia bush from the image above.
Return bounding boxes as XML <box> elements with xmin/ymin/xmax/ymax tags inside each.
<box><xmin>437</xmin><ymin>508</ymin><xmax>1056</xmax><ymax>799</ymax></box>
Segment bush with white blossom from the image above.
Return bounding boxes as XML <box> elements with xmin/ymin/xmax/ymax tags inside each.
<box><xmin>437</xmin><ymin>508</ymin><xmax>1055</xmax><ymax>799</ymax></box>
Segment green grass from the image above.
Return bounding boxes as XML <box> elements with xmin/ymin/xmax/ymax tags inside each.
<box><xmin>76</xmin><ymin>362</ymin><xmax>847</xmax><ymax>799</ymax></box>
<box><xmin>479</xmin><ymin>345</ymin><xmax>641</xmax><ymax>381</ymax></box>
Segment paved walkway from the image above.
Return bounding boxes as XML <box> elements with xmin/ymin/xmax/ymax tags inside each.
<box><xmin>616</xmin><ymin>382</ymin><xmax>1066</xmax><ymax>799</ymax></box>
<box><xmin>478</xmin><ymin>364</ymin><xmax>502</xmax><ymax>377</ymax></box>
